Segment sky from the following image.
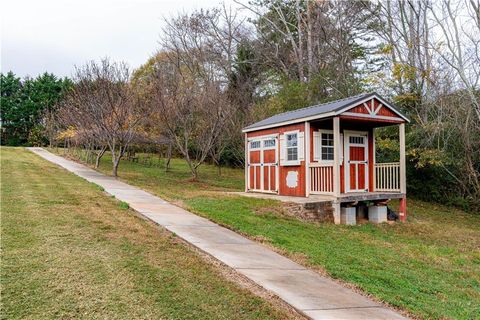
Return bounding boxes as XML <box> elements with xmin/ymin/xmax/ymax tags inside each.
<box><xmin>1</xmin><ymin>0</ymin><xmax>245</xmax><ymax>79</ymax></box>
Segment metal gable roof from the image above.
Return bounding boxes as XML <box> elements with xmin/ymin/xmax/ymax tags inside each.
<box><xmin>243</xmin><ymin>92</ymin><xmax>409</xmax><ymax>132</ymax></box>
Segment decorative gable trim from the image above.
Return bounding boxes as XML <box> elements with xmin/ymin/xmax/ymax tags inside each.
<box><xmin>339</xmin><ymin>96</ymin><xmax>408</xmax><ymax>122</ymax></box>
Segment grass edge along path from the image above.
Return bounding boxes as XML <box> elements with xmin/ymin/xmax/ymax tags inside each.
<box><xmin>1</xmin><ymin>147</ymin><xmax>300</xmax><ymax>320</ymax></box>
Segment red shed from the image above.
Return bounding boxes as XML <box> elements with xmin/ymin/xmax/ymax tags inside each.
<box><xmin>243</xmin><ymin>92</ymin><xmax>409</xmax><ymax>223</ymax></box>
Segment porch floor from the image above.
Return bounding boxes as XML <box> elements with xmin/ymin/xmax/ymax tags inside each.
<box><xmin>232</xmin><ymin>191</ymin><xmax>405</xmax><ymax>204</ymax></box>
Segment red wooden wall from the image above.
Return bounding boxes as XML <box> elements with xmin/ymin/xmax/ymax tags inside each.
<box><xmin>247</xmin><ymin>123</ymin><xmax>306</xmax><ymax>197</ymax></box>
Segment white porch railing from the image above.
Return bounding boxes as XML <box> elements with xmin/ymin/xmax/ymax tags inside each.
<box><xmin>310</xmin><ymin>163</ymin><xmax>334</xmax><ymax>194</ymax></box>
<box><xmin>375</xmin><ymin>162</ymin><xmax>400</xmax><ymax>192</ymax></box>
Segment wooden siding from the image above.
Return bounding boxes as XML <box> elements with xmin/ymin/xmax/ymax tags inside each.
<box><xmin>343</xmin><ymin>97</ymin><xmax>405</xmax><ymax>123</ymax></box>
<box><xmin>377</xmin><ymin>105</ymin><xmax>398</xmax><ymax>117</ymax></box>
<box><xmin>247</xmin><ymin>123</ymin><xmax>306</xmax><ymax>197</ymax></box>
<box><xmin>349</xmin><ymin>104</ymin><xmax>370</xmax><ymax>114</ymax></box>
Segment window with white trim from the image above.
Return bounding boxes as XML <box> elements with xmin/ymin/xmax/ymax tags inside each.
<box><xmin>250</xmin><ymin>140</ymin><xmax>260</xmax><ymax>149</ymax></box>
<box><xmin>286</xmin><ymin>132</ymin><xmax>298</xmax><ymax>161</ymax></box>
<box><xmin>314</xmin><ymin>130</ymin><xmax>335</xmax><ymax>162</ymax></box>
<box><xmin>349</xmin><ymin>136</ymin><xmax>364</xmax><ymax>144</ymax></box>
<box><xmin>321</xmin><ymin>132</ymin><xmax>334</xmax><ymax>161</ymax></box>
<box><xmin>263</xmin><ymin>139</ymin><xmax>276</xmax><ymax>148</ymax></box>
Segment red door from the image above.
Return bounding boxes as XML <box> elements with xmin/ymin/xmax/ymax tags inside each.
<box><xmin>248</xmin><ymin>137</ymin><xmax>278</xmax><ymax>192</ymax></box>
<box><xmin>249</xmin><ymin>148</ymin><xmax>261</xmax><ymax>191</ymax></box>
<box><xmin>346</xmin><ymin>133</ymin><xmax>368</xmax><ymax>192</ymax></box>
<box><xmin>262</xmin><ymin>149</ymin><xmax>277</xmax><ymax>192</ymax></box>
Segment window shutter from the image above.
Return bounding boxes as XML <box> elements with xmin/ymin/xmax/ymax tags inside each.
<box><xmin>298</xmin><ymin>131</ymin><xmax>304</xmax><ymax>161</ymax></box>
<box><xmin>279</xmin><ymin>134</ymin><xmax>285</xmax><ymax>163</ymax></box>
<box><xmin>313</xmin><ymin>131</ymin><xmax>320</xmax><ymax>161</ymax></box>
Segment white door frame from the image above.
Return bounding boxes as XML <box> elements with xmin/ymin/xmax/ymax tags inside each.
<box><xmin>247</xmin><ymin>134</ymin><xmax>279</xmax><ymax>193</ymax></box>
<box><xmin>344</xmin><ymin>130</ymin><xmax>369</xmax><ymax>193</ymax></box>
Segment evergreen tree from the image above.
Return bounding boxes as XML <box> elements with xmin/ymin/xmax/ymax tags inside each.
<box><xmin>0</xmin><ymin>71</ymin><xmax>72</xmax><ymax>145</ymax></box>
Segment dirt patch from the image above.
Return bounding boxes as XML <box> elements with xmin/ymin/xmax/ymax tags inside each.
<box><xmin>254</xmin><ymin>204</ymin><xmax>290</xmax><ymax>217</ymax></box>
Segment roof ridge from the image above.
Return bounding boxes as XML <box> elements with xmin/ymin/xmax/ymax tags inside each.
<box><xmin>242</xmin><ymin>91</ymin><xmax>403</xmax><ymax>131</ymax></box>
<box><xmin>267</xmin><ymin>91</ymin><xmax>374</xmax><ymax>118</ymax></box>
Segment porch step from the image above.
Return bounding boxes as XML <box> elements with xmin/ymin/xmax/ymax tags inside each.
<box><xmin>283</xmin><ymin>201</ymin><xmax>334</xmax><ymax>222</ymax></box>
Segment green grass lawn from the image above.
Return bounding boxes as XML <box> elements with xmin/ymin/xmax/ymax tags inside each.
<box><xmin>61</xmin><ymin>150</ymin><xmax>480</xmax><ymax>320</ymax></box>
<box><xmin>1</xmin><ymin>147</ymin><xmax>294</xmax><ymax>319</ymax></box>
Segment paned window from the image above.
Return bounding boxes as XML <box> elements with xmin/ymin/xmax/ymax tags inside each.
<box><xmin>321</xmin><ymin>133</ymin><xmax>334</xmax><ymax>161</ymax></box>
<box><xmin>286</xmin><ymin>133</ymin><xmax>298</xmax><ymax>161</ymax></box>
<box><xmin>250</xmin><ymin>141</ymin><xmax>260</xmax><ymax>149</ymax></box>
<box><xmin>349</xmin><ymin>136</ymin><xmax>364</xmax><ymax>144</ymax></box>
<box><xmin>263</xmin><ymin>139</ymin><xmax>276</xmax><ymax>148</ymax></box>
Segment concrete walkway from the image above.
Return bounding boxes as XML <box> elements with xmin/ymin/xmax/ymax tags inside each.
<box><xmin>28</xmin><ymin>148</ymin><xmax>406</xmax><ymax>320</ymax></box>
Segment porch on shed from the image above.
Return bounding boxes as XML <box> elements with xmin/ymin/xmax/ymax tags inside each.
<box><xmin>305</xmin><ymin>115</ymin><xmax>407</xmax><ymax>223</ymax></box>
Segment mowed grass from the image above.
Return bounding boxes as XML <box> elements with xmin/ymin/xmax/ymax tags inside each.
<box><xmin>0</xmin><ymin>147</ymin><xmax>293</xmax><ymax>320</ymax></box>
<box><xmin>76</xmin><ymin>151</ymin><xmax>480</xmax><ymax>320</ymax></box>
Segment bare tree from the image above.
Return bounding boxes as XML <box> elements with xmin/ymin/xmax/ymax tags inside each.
<box><xmin>426</xmin><ymin>0</ymin><xmax>480</xmax><ymax>196</ymax></box>
<box><xmin>59</xmin><ymin>59</ymin><xmax>149</xmax><ymax>176</ymax></box>
<box><xmin>144</xmin><ymin>9</ymin><xmax>244</xmax><ymax>179</ymax></box>
<box><xmin>150</xmin><ymin>57</ymin><xmax>234</xmax><ymax>179</ymax></box>
<box><xmin>428</xmin><ymin>0</ymin><xmax>480</xmax><ymax>122</ymax></box>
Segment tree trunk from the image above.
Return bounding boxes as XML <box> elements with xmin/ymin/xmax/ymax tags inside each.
<box><xmin>110</xmin><ymin>144</ymin><xmax>127</xmax><ymax>177</ymax></box>
<box><xmin>184</xmin><ymin>156</ymin><xmax>198</xmax><ymax>180</ymax></box>
<box><xmin>296</xmin><ymin>0</ymin><xmax>305</xmax><ymax>82</ymax></box>
<box><xmin>112</xmin><ymin>153</ymin><xmax>121</xmax><ymax>177</ymax></box>
<box><xmin>165</xmin><ymin>143</ymin><xmax>172</xmax><ymax>172</ymax></box>
<box><xmin>95</xmin><ymin>146</ymin><xmax>107</xmax><ymax>169</ymax></box>
<box><xmin>191</xmin><ymin>168</ymin><xmax>198</xmax><ymax>180</ymax></box>
<box><xmin>112</xmin><ymin>159</ymin><xmax>119</xmax><ymax>177</ymax></box>
<box><xmin>306</xmin><ymin>0</ymin><xmax>313</xmax><ymax>82</ymax></box>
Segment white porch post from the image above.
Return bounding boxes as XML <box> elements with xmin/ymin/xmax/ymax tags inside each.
<box><xmin>399</xmin><ymin>123</ymin><xmax>407</xmax><ymax>222</ymax></box>
<box><xmin>372</xmin><ymin>127</ymin><xmax>376</xmax><ymax>191</ymax></box>
<box><xmin>305</xmin><ymin>121</ymin><xmax>310</xmax><ymax>197</ymax></box>
<box><xmin>244</xmin><ymin>133</ymin><xmax>248</xmax><ymax>192</ymax></box>
<box><xmin>399</xmin><ymin>123</ymin><xmax>406</xmax><ymax>194</ymax></box>
<box><xmin>333</xmin><ymin>117</ymin><xmax>341</xmax><ymax>197</ymax></box>
<box><xmin>333</xmin><ymin>117</ymin><xmax>341</xmax><ymax>224</ymax></box>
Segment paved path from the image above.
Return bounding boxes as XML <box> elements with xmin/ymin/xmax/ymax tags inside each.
<box><xmin>28</xmin><ymin>148</ymin><xmax>406</xmax><ymax>320</ymax></box>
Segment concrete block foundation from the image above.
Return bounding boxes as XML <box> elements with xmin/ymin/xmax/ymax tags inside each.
<box><xmin>340</xmin><ymin>207</ymin><xmax>356</xmax><ymax>225</ymax></box>
<box><xmin>368</xmin><ymin>205</ymin><xmax>387</xmax><ymax>223</ymax></box>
